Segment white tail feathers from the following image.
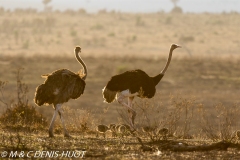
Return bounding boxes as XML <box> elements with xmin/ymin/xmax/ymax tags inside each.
<box><xmin>41</xmin><ymin>74</ymin><xmax>49</xmax><ymax>78</ymax></box>
<box><xmin>102</xmin><ymin>87</ymin><xmax>117</xmax><ymax>103</ymax></box>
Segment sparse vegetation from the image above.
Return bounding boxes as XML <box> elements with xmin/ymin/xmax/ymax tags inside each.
<box><xmin>22</xmin><ymin>40</ymin><xmax>29</xmax><ymax>49</ymax></box>
<box><xmin>0</xmin><ymin>81</ymin><xmax>8</xmax><ymax>108</ymax></box>
<box><xmin>135</xmin><ymin>16</ymin><xmax>145</xmax><ymax>26</ymax></box>
<box><xmin>1</xmin><ymin>54</ymin><xmax>240</xmax><ymax>158</ymax></box>
<box><xmin>91</xmin><ymin>24</ymin><xmax>104</xmax><ymax>30</ymax></box>
<box><xmin>0</xmin><ymin>7</ymin><xmax>240</xmax><ymax>159</ymax></box>
<box><xmin>0</xmin><ymin>69</ymin><xmax>48</xmax><ymax>132</ymax></box>
<box><xmin>108</xmin><ymin>32</ymin><xmax>115</xmax><ymax>37</ymax></box>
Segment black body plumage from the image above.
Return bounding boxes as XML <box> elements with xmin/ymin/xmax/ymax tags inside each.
<box><xmin>34</xmin><ymin>69</ymin><xmax>85</xmax><ymax>107</ymax></box>
<box><xmin>103</xmin><ymin>44</ymin><xmax>180</xmax><ymax>129</ymax></box>
<box><xmin>105</xmin><ymin>69</ymin><xmax>164</xmax><ymax>98</ymax></box>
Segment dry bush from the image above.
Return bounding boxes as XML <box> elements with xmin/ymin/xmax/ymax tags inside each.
<box><xmin>118</xmin><ymin>93</ymin><xmax>198</xmax><ymax>141</ymax></box>
<box><xmin>167</xmin><ymin>94</ymin><xmax>195</xmax><ymax>139</ymax></box>
<box><xmin>171</xmin><ymin>6</ymin><xmax>183</xmax><ymax>14</ymax></box>
<box><xmin>0</xmin><ymin>80</ymin><xmax>9</xmax><ymax>108</ymax></box>
<box><xmin>62</xmin><ymin>106</ymin><xmax>96</xmax><ymax>134</ymax></box>
<box><xmin>116</xmin><ymin>93</ymin><xmax>197</xmax><ymax>141</ymax></box>
<box><xmin>0</xmin><ymin>68</ymin><xmax>48</xmax><ymax>132</ymax></box>
<box><xmin>0</xmin><ymin>103</ymin><xmax>48</xmax><ymax>132</ymax></box>
<box><xmin>199</xmin><ymin>103</ymin><xmax>240</xmax><ymax>142</ymax></box>
<box><xmin>113</xmin><ymin>92</ymin><xmax>240</xmax><ymax>143</ymax></box>
<box><xmin>135</xmin><ymin>16</ymin><xmax>145</xmax><ymax>26</ymax></box>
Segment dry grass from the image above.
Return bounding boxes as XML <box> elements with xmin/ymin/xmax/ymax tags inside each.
<box><xmin>1</xmin><ymin>55</ymin><xmax>240</xmax><ymax>158</ymax></box>
<box><xmin>1</xmin><ymin>55</ymin><xmax>240</xmax><ymax>121</ymax></box>
<box><xmin>0</xmin><ymin>10</ymin><xmax>240</xmax><ymax>58</ymax></box>
<box><xmin>0</xmin><ymin>9</ymin><xmax>240</xmax><ymax>158</ymax></box>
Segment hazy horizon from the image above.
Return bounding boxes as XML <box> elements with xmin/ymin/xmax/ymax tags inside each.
<box><xmin>0</xmin><ymin>0</ymin><xmax>240</xmax><ymax>13</ymax></box>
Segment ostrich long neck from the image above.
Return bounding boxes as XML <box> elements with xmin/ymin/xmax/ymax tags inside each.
<box><xmin>152</xmin><ymin>47</ymin><xmax>174</xmax><ymax>86</ymax></box>
<box><xmin>160</xmin><ymin>47</ymin><xmax>174</xmax><ymax>74</ymax></box>
<box><xmin>75</xmin><ymin>51</ymin><xmax>88</xmax><ymax>80</ymax></box>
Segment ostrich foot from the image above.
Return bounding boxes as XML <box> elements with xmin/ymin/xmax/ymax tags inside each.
<box><xmin>132</xmin><ymin>111</ymin><xmax>136</xmax><ymax>123</ymax></box>
<box><xmin>49</xmin><ymin>131</ymin><xmax>54</xmax><ymax>138</ymax></box>
<box><xmin>129</xmin><ymin>110</ymin><xmax>137</xmax><ymax>129</ymax></box>
<box><xmin>64</xmin><ymin>132</ymin><xmax>72</xmax><ymax>138</ymax></box>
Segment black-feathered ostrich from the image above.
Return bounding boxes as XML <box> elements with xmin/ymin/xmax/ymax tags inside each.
<box><xmin>34</xmin><ymin>46</ymin><xmax>87</xmax><ymax>137</ymax></box>
<box><xmin>102</xmin><ymin>44</ymin><xmax>181</xmax><ymax>129</ymax></box>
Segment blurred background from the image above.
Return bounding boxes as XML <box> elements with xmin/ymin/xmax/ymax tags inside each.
<box><xmin>1</xmin><ymin>0</ymin><xmax>240</xmax><ymax>13</ymax></box>
<box><xmin>0</xmin><ymin>0</ymin><xmax>240</xmax><ymax>57</ymax></box>
<box><xmin>0</xmin><ymin>0</ymin><xmax>240</xmax><ymax>126</ymax></box>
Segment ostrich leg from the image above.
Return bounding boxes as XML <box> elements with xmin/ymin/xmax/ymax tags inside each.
<box><xmin>49</xmin><ymin>104</ymin><xmax>62</xmax><ymax>137</ymax></box>
<box><xmin>128</xmin><ymin>96</ymin><xmax>136</xmax><ymax>128</ymax></box>
<box><xmin>57</xmin><ymin>105</ymin><xmax>71</xmax><ymax>137</ymax></box>
<box><xmin>116</xmin><ymin>90</ymin><xmax>138</xmax><ymax>128</ymax></box>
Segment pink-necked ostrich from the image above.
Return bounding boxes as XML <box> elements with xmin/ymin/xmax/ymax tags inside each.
<box><xmin>34</xmin><ymin>46</ymin><xmax>87</xmax><ymax>137</ymax></box>
<box><xmin>102</xmin><ymin>44</ymin><xmax>181</xmax><ymax>129</ymax></box>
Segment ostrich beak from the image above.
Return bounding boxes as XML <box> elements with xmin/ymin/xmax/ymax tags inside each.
<box><xmin>176</xmin><ymin>44</ymin><xmax>181</xmax><ymax>48</ymax></box>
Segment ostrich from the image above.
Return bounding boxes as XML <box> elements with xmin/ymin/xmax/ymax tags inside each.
<box><xmin>118</xmin><ymin>124</ymin><xmax>132</xmax><ymax>137</ymax></box>
<box><xmin>109</xmin><ymin>123</ymin><xmax>117</xmax><ymax>137</ymax></box>
<box><xmin>117</xmin><ymin>125</ymin><xmax>126</xmax><ymax>133</ymax></box>
<box><xmin>158</xmin><ymin>127</ymin><xmax>169</xmax><ymax>140</ymax></box>
<box><xmin>102</xmin><ymin>44</ymin><xmax>181</xmax><ymax>129</ymax></box>
<box><xmin>34</xmin><ymin>46</ymin><xmax>87</xmax><ymax>137</ymax></box>
<box><xmin>158</xmin><ymin>127</ymin><xmax>169</xmax><ymax>135</ymax></box>
<box><xmin>122</xmin><ymin>124</ymin><xmax>131</xmax><ymax>131</ymax></box>
<box><xmin>142</xmin><ymin>126</ymin><xmax>157</xmax><ymax>133</ymax></box>
<box><xmin>96</xmin><ymin>124</ymin><xmax>109</xmax><ymax>138</ymax></box>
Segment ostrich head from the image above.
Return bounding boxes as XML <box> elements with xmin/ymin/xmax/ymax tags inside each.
<box><xmin>75</xmin><ymin>46</ymin><xmax>81</xmax><ymax>53</ymax></box>
<box><xmin>171</xmin><ymin>44</ymin><xmax>181</xmax><ymax>50</ymax></box>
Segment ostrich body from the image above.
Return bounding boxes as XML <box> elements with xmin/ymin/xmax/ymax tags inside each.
<box><xmin>34</xmin><ymin>46</ymin><xmax>87</xmax><ymax>137</ymax></box>
<box><xmin>158</xmin><ymin>127</ymin><xmax>169</xmax><ymax>140</ymax></box>
<box><xmin>158</xmin><ymin>127</ymin><xmax>169</xmax><ymax>135</ymax></box>
<box><xmin>142</xmin><ymin>126</ymin><xmax>157</xmax><ymax>133</ymax></box>
<box><xmin>117</xmin><ymin>125</ymin><xmax>127</xmax><ymax>136</ymax></box>
<box><xmin>109</xmin><ymin>124</ymin><xmax>117</xmax><ymax>137</ymax></box>
<box><xmin>96</xmin><ymin>124</ymin><xmax>109</xmax><ymax>138</ymax></box>
<box><xmin>102</xmin><ymin>44</ymin><xmax>181</xmax><ymax>128</ymax></box>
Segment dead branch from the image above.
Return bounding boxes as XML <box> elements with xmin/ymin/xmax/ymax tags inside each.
<box><xmin>158</xmin><ymin>140</ymin><xmax>230</xmax><ymax>152</ymax></box>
